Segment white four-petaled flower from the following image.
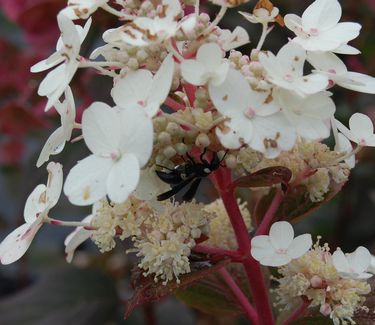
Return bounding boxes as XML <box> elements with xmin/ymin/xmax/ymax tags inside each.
<box><xmin>332</xmin><ymin>246</ymin><xmax>372</xmax><ymax>279</ymax></box>
<box><xmin>31</xmin><ymin>14</ymin><xmax>91</xmax><ymax>110</ymax></box>
<box><xmin>0</xmin><ymin>162</ymin><xmax>63</xmax><ymax>264</ymax></box>
<box><xmin>64</xmin><ymin>102</ymin><xmax>153</xmax><ymax>205</ymax></box>
<box><xmin>209</xmin><ymin>68</ymin><xmax>296</xmax><ymax>158</ymax></box>
<box><xmin>180</xmin><ymin>43</ymin><xmax>230</xmax><ymax>87</ymax></box>
<box><xmin>284</xmin><ymin>0</ymin><xmax>361</xmax><ymax>54</ymax></box>
<box><xmin>251</xmin><ymin>221</ymin><xmax>313</xmax><ymax>267</ymax></box>
<box><xmin>111</xmin><ymin>54</ymin><xmax>174</xmax><ymax>117</ymax></box>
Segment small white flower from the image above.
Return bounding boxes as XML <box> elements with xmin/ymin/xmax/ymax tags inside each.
<box><xmin>60</xmin><ymin>0</ymin><xmax>108</xmax><ymax>19</ymax></box>
<box><xmin>332</xmin><ymin>246</ymin><xmax>372</xmax><ymax>279</ymax></box>
<box><xmin>0</xmin><ymin>162</ymin><xmax>63</xmax><ymax>264</ymax></box>
<box><xmin>239</xmin><ymin>7</ymin><xmax>280</xmax><ymax>25</ymax></box>
<box><xmin>209</xmin><ymin>68</ymin><xmax>296</xmax><ymax>158</ymax></box>
<box><xmin>63</xmin><ymin>102</ymin><xmax>153</xmax><ymax>205</ymax></box>
<box><xmin>121</xmin><ymin>0</ymin><xmax>195</xmax><ymax>46</ymax></box>
<box><xmin>259</xmin><ymin>42</ymin><xmax>328</xmax><ymax>96</ymax></box>
<box><xmin>31</xmin><ymin>15</ymin><xmax>91</xmax><ymax>110</ymax></box>
<box><xmin>284</xmin><ymin>0</ymin><xmax>361</xmax><ymax>54</ymax></box>
<box><xmin>335</xmin><ymin>113</ymin><xmax>375</xmax><ymax>147</ymax></box>
<box><xmin>275</xmin><ymin>89</ymin><xmax>335</xmax><ymax>141</ymax></box>
<box><xmin>37</xmin><ymin>87</ymin><xmax>76</xmax><ymax>167</ymax></box>
<box><xmin>218</xmin><ymin>26</ymin><xmax>250</xmax><ymax>51</ymax></box>
<box><xmin>111</xmin><ymin>54</ymin><xmax>174</xmax><ymax>117</ymax></box>
<box><xmin>65</xmin><ymin>214</ymin><xmax>94</xmax><ymax>263</ymax></box>
<box><xmin>368</xmin><ymin>255</ymin><xmax>375</xmax><ymax>275</ymax></box>
<box><xmin>251</xmin><ymin>221</ymin><xmax>313</xmax><ymax>267</ymax></box>
<box><xmin>181</xmin><ymin>43</ymin><xmax>230</xmax><ymax>87</ymax></box>
<box><xmin>308</xmin><ymin>52</ymin><xmax>375</xmax><ymax>94</ymax></box>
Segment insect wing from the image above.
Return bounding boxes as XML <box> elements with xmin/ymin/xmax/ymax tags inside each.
<box><xmin>157</xmin><ymin>176</ymin><xmax>195</xmax><ymax>201</ymax></box>
<box><xmin>182</xmin><ymin>178</ymin><xmax>202</xmax><ymax>201</ymax></box>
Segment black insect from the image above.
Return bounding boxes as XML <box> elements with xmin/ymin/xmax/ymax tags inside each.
<box><xmin>156</xmin><ymin>150</ymin><xmax>226</xmax><ymax>201</ymax></box>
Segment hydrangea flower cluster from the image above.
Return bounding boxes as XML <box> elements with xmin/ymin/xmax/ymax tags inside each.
<box><xmin>1</xmin><ymin>0</ymin><xmax>375</xmax><ymax>324</ymax></box>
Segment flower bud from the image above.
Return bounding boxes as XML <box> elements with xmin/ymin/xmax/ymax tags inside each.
<box><xmin>163</xmin><ymin>146</ymin><xmax>177</xmax><ymax>159</ymax></box>
<box><xmin>319</xmin><ymin>303</ymin><xmax>332</xmax><ymax>316</ymax></box>
<box><xmin>310</xmin><ymin>275</ymin><xmax>323</xmax><ymax>288</ymax></box>
<box><xmin>175</xmin><ymin>142</ymin><xmax>187</xmax><ymax>155</ymax></box>
<box><xmin>195</xmin><ymin>133</ymin><xmax>210</xmax><ymax>148</ymax></box>
<box><xmin>166</xmin><ymin>122</ymin><xmax>181</xmax><ymax>135</ymax></box>
<box><xmin>225</xmin><ymin>154</ymin><xmax>237</xmax><ymax>169</ymax></box>
<box><xmin>158</xmin><ymin>131</ymin><xmax>172</xmax><ymax>145</ymax></box>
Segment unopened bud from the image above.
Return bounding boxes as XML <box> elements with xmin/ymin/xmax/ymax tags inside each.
<box><xmin>127</xmin><ymin>57</ymin><xmax>139</xmax><ymax>69</ymax></box>
<box><xmin>175</xmin><ymin>142</ymin><xmax>187</xmax><ymax>155</ymax></box>
<box><xmin>250</xmin><ymin>49</ymin><xmax>260</xmax><ymax>61</ymax></box>
<box><xmin>310</xmin><ymin>275</ymin><xmax>323</xmax><ymax>288</ymax></box>
<box><xmin>158</xmin><ymin>131</ymin><xmax>172</xmax><ymax>145</ymax></box>
<box><xmin>225</xmin><ymin>154</ymin><xmax>237</xmax><ymax>169</ymax></box>
<box><xmin>195</xmin><ymin>133</ymin><xmax>210</xmax><ymax>148</ymax></box>
<box><xmin>166</xmin><ymin>122</ymin><xmax>180</xmax><ymax>135</ymax></box>
<box><xmin>319</xmin><ymin>303</ymin><xmax>332</xmax><ymax>316</ymax></box>
<box><xmin>163</xmin><ymin>146</ymin><xmax>177</xmax><ymax>159</ymax></box>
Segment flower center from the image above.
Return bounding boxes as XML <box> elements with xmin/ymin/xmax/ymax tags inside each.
<box><xmin>244</xmin><ymin>107</ymin><xmax>256</xmax><ymax>119</ymax></box>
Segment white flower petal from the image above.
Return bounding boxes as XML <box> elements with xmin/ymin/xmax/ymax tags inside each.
<box><xmin>147</xmin><ymin>54</ymin><xmax>175</xmax><ymax>116</ymax></box>
<box><xmin>82</xmin><ymin>102</ymin><xmax>122</xmax><ymax>156</ymax></box>
<box><xmin>196</xmin><ymin>43</ymin><xmax>223</xmax><ymax>72</ymax></box>
<box><xmin>0</xmin><ymin>220</ymin><xmax>43</xmax><ymax>265</ymax></box>
<box><xmin>332</xmin><ymin>248</ymin><xmax>350</xmax><ymax>273</ymax></box>
<box><xmin>180</xmin><ymin>60</ymin><xmax>207</xmax><ymax>85</ymax></box>
<box><xmin>64</xmin><ymin>214</ymin><xmax>94</xmax><ymax>263</ymax></box>
<box><xmin>260</xmin><ymin>253</ymin><xmax>292</xmax><ymax>267</ymax></box>
<box><xmin>302</xmin><ymin>0</ymin><xmax>342</xmax><ymax>31</ymax></box>
<box><xmin>45</xmin><ymin>162</ymin><xmax>63</xmax><ymax>209</ymax></box>
<box><xmin>335</xmin><ymin>133</ymin><xmax>355</xmax><ymax>168</ymax></box>
<box><xmin>24</xmin><ymin>184</ymin><xmax>47</xmax><ymax>223</ymax></box>
<box><xmin>347</xmin><ymin>246</ymin><xmax>371</xmax><ymax>275</ymax></box>
<box><xmin>349</xmin><ymin>113</ymin><xmax>374</xmax><ymax>140</ymax></box>
<box><xmin>106</xmin><ymin>154</ymin><xmax>140</xmax><ymax>203</ymax></box>
<box><xmin>338</xmin><ymin>72</ymin><xmax>375</xmax><ymax>94</ymax></box>
<box><xmin>37</xmin><ymin>128</ymin><xmax>66</xmax><ymax>168</ymax></box>
<box><xmin>111</xmin><ymin>70</ymin><xmax>153</xmax><ymax>109</ymax></box>
<box><xmin>209</xmin><ymin>68</ymin><xmax>251</xmax><ymax>118</ymax></box>
<box><xmin>64</xmin><ymin>155</ymin><xmax>113</xmax><ymax>206</ymax></box>
<box><xmin>269</xmin><ymin>221</ymin><xmax>294</xmax><ymax>250</ymax></box>
<box><xmin>287</xmin><ymin>234</ymin><xmax>312</xmax><ymax>259</ymax></box>
<box><xmin>119</xmin><ymin>107</ymin><xmax>153</xmax><ymax>166</ymax></box>
<box><xmin>251</xmin><ymin>235</ymin><xmax>274</xmax><ymax>261</ymax></box>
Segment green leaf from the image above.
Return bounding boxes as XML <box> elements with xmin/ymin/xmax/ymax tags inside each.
<box><xmin>125</xmin><ymin>258</ymin><xmax>231</xmax><ymax>319</ymax></box>
<box><xmin>0</xmin><ymin>266</ymin><xmax>118</xmax><ymax>325</ymax></box>
<box><xmin>232</xmin><ymin>166</ymin><xmax>292</xmax><ymax>189</ymax></box>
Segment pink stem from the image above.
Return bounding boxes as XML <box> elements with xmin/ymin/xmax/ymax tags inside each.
<box><xmin>193</xmin><ymin>244</ymin><xmax>241</xmax><ymax>259</ymax></box>
<box><xmin>219</xmin><ymin>268</ymin><xmax>259</xmax><ymax>325</ymax></box>
<box><xmin>182</xmin><ymin>83</ymin><xmax>197</xmax><ymax>106</ymax></box>
<box><xmin>213</xmin><ymin>168</ymin><xmax>275</xmax><ymax>325</ymax></box>
<box><xmin>255</xmin><ymin>189</ymin><xmax>284</xmax><ymax>236</ymax></box>
<box><xmin>281</xmin><ymin>299</ymin><xmax>310</xmax><ymax>325</ymax></box>
<box><xmin>165</xmin><ymin>97</ymin><xmax>185</xmax><ymax>111</ymax></box>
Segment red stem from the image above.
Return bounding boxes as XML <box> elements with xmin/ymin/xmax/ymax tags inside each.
<box><xmin>281</xmin><ymin>299</ymin><xmax>310</xmax><ymax>325</ymax></box>
<box><xmin>255</xmin><ymin>189</ymin><xmax>284</xmax><ymax>236</ymax></box>
<box><xmin>165</xmin><ymin>97</ymin><xmax>185</xmax><ymax>111</ymax></box>
<box><xmin>219</xmin><ymin>268</ymin><xmax>259</xmax><ymax>325</ymax></box>
<box><xmin>213</xmin><ymin>168</ymin><xmax>275</xmax><ymax>325</ymax></box>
